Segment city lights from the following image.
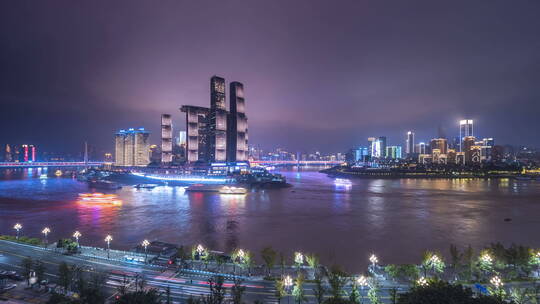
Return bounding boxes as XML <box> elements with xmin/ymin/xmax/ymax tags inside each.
<box><xmin>13</xmin><ymin>223</ymin><xmax>22</xmax><ymax>239</ymax></box>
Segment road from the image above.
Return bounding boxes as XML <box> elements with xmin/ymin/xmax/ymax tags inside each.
<box><xmin>7</xmin><ymin>240</ymin><xmax>531</xmax><ymax>303</ymax></box>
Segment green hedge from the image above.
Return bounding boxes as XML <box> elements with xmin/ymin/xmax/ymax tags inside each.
<box><xmin>0</xmin><ymin>235</ymin><xmax>43</xmax><ymax>246</ymax></box>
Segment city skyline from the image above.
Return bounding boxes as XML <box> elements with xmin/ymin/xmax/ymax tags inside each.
<box><xmin>1</xmin><ymin>1</ymin><xmax>540</xmax><ymax>154</ymax></box>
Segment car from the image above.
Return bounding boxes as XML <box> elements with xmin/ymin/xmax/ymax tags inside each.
<box><xmin>1</xmin><ymin>284</ymin><xmax>16</xmax><ymax>291</ymax></box>
<box><xmin>8</xmin><ymin>274</ymin><xmax>23</xmax><ymax>281</ymax></box>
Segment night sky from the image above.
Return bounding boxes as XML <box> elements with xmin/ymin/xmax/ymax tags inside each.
<box><xmin>1</xmin><ymin>1</ymin><xmax>539</xmax><ymax>155</ymax></box>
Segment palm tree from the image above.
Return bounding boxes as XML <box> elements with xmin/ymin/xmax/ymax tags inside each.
<box><xmin>293</xmin><ymin>273</ymin><xmax>307</xmax><ymax>304</ymax></box>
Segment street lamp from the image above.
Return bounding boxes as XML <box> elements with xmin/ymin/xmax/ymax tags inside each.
<box><xmin>284</xmin><ymin>275</ymin><xmax>293</xmax><ymax>304</ymax></box>
<box><xmin>142</xmin><ymin>239</ymin><xmax>150</xmax><ymax>263</ymax></box>
<box><xmin>417</xmin><ymin>276</ymin><xmax>428</xmax><ymax>287</ymax></box>
<box><xmin>369</xmin><ymin>254</ymin><xmax>378</xmax><ymax>271</ymax></box>
<box><xmin>73</xmin><ymin>231</ymin><xmax>81</xmax><ymax>247</ymax></box>
<box><xmin>490</xmin><ymin>275</ymin><xmax>503</xmax><ymax>288</ymax></box>
<box><xmin>41</xmin><ymin>227</ymin><xmax>50</xmax><ymax>247</ymax></box>
<box><xmin>196</xmin><ymin>244</ymin><xmax>205</xmax><ymax>258</ymax></box>
<box><xmin>13</xmin><ymin>223</ymin><xmax>22</xmax><ymax>240</ymax></box>
<box><xmin>294</xmin><ymin>252</ymin><xmax>304</xmax><ymax>268</ymax></box>
<box><xmin>238</xmin><ymin>249</ymin><xmax>245</xmax><ymax>262</ymax></box>
<box><xmin>105</xmin><ymin>235</ymin><xmax>113</xmax><ymax>259</ymax></box>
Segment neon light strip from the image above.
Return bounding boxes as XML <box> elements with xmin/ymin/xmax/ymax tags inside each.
<box><xmin>131</xmin><ymin>172</ymin><xmax>229</xmax><ymax>183</ymax></box>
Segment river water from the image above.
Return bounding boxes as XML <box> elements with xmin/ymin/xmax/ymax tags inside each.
<box><xmin>1</xmin><ymin>168</ymin><xmax>539</xmax><ymax>272</ymax></box>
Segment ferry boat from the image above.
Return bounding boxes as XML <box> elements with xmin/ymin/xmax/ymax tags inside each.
<box><xmin>88</xmin><ymin>180</ymin><xmax>122</xmax><ymax>189</ymax></box>
<box><xmin>219</xmin><ymin>186</ymin><xmax>247</xmax><ymax>195</ymax></box>
<box><xmin>77</xmin><ymin>193</ymin><xmax>122</xmax><ymax>205</ymax></box>
<box><xmin>134</xmin><ymin>184</ymin><xmax>159</xmax><ymax>189</ymax></box>
<box><xmin>185</xmin><ymin>184</ymin><xmax>221</xmax><ymax>192</ymax></box>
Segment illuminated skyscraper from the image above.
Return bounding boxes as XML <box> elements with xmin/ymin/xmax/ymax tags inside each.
<box><xmin>181</xmin><ymin>76</ymin><xmax>249</xmax><ymax>164</ymax></box>
<box><xmin>378</xmin><ymin>136</ymin><xmax>387</xmax><ymax>158</ymax></box>
<box><xmin>386</xmin><ymin>146</ymin><xmax>402</xmax><ymax>159</ymax></box>
<box><xmin>4</xmin><ymin>144</ymin><xmax>12</xmax><ymax>162</ymax></box>
<box><xmin>415</xmin><ymin>142</ymin><xmax>426</xmax><ymax>154</ymax></box>
<box><xmin>114</xmin><ymin>128</ymin><xmax>150</xmax><ymax>167</ymax></box>
<box><xmin>430</xmin><ymin>138</ymin><xmax>448</xmax><ymax>154</ymax></box>
<box><xmin>227</xmin><ymin>81</ymin><xmax>248</xmax><ymax>162</ymax></box>
<box><xmin>180</xmin><ymin>106</ymin><xmax>209</xmax><ymax>163</ymax></box>
<box><xmin>406</xmin><ymin>131</ymin><xmax>415</xmax><ymax>156</ymax></box>
<box><xmin>459</xmin><ymin>119</ymin><xmax>473</xmax><ymax>152</ymax></box>
<box><xmin>209</xmin><ymin>76</ymin><xmax>228</xmax><ymax>162</ymax></box>
<box><xmin>161</xmin><ymin>114</ymin><xmax>173</xmax><ymax>165</ymax></box>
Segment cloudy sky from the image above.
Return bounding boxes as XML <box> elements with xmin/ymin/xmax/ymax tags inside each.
<box><xmin>1</xmin><ymin>0</ymin><xmax>539</xmax><ymax>154</ymax></box>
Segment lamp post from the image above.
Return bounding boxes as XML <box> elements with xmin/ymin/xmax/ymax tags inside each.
<box><xmin>41</xmin><ymin>227</ymin><xmax>50</xmax><ymax>247</ymax></box>
<box><xmin>357</xmin><ymin>275</ymin><xmax>368</xmax><ymax>300</ymax></box>
<box><xmin>490</xmin><ymin>275</ymin><xmax>504</xmax><ymax>299</ymax></box>
<box><xmin>294</xmin><ymin>252</ymin><xmax>304</xmax><ymax>269</ymax></box>
<box><xmin>105</xmin><ymin>235</ymin><xmax>112</xmax><ymax>259</ymax></box>
<box><xmin>73</xmin><ymin>231</ymin><xmax>81</xmax><ymax>248</ymax></box>
<box><xmin>142</xmin><ymin>239</ymin><xmax>150</xmax><ymax>263</ymax></box>
<box><xmin>369</xmin><ymin>254</ymin><xmax>378</xmax><ymax>272</ymax></box>
<box><xmin>284</xmin><ymin>275</ymin><xmax>293</xmax><ymax>304</ymax></box>
<box><xmin>417</xmin><ymin>276</ymin><xmax>428</xmax><ymax>287</ymax></box>
<box><xmin>13</xmin><ymin>223</ymin><xmax>22</xmax><ymax>240</ymax></box>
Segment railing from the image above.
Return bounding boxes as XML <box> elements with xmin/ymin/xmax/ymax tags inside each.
<box><xmin>250</xmin><ymin>160</ymin><xmax>344</xmax><ymax>165</ymax></box>
<box><xmin>0</xmin><ymin>161</ymin><xmax>106</xmax><ymax>168</ymax></box>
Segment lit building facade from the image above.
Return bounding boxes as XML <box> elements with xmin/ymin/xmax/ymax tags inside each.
<box><xmin>114</xmin><ymin>128</ymin><xmax>150</xmax><ymax>167</ymax></box>
<box><xmin>181</xmin><ymin>76</ymin><xmax>249</xmax><ymax>164</ymax></box>
<box><xmin>161</xmin><ymin>114</ymin><xmax>173</xmax><ymax>165</ymax></box>
<box><xmin>386</xmin><ymin>146</ymin><xmax>402</xmax><ymax>159</ymax></box>
<box><xmin>406</xmin><ymin>131</ymin><xmax>415</xmax><ymax>157</ymax></box>
<box><xmin>459</xmin><ymin>119</ymin><xmax>474</xmax><ymax>152</ymax></box>
<box><xmin>227</xmin><ymin>81</ymin><xmax>248</xmax><ymax>162</ymax></box>
<box><xmin>430</xmin><ymin>138</ymin><xmax>448</xmax><ymax>154</ymax></box>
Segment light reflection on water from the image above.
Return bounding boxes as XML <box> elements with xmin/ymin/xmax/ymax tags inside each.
<box><xmin>0</xmin><ymin>168</ymin><xmax>539</xmax><ymax>271</ymax></box>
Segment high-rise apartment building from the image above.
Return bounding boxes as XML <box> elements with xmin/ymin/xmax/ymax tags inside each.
<box><xmin>415</xmin><ymin>142</ymin><xmax>427</xmax><ymax>155</ymax></box>
<box><xmin>161</xmin><ymin>114</ymin><xmax>173</xmax><ymax>165</ymax></box>
<box><xmin>386</xmin><ymin>146</ymin><xmax>402</xmax><ymax>159</ymax></box>
<box><xmin>430</xmin><ymin>138</ymin><xmax>448</xmax><ymax>154</ymax></box>
<box><xmin>406</xmin><ymin>131</ymin><xmax>415</xmax><ymax>156</ymax></box>
<box><xmin>459</xmin><ymin>119</ymin><xmax>473</xmax><ymax>152</ymax></box>
<box><xmin>114</xmin><ymin>128</ymin><xmax>150</xmax><ymax>167</ymax></box>
<box><xmin>181</xmin><ymin>76</ymin><xmax>249</xmax><ymax>164</ymax></box>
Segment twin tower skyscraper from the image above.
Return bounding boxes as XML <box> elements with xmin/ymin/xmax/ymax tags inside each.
<box><xmin>180</xmin><ymin>76</ymin><xmax>248</xmax><ymax>164</ymax></box>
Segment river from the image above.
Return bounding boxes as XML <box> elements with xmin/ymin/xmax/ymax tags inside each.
<box><xmin>1</xmin><ymin>167</ymin><xmax>539</xmax><ymax>272</ymax></box>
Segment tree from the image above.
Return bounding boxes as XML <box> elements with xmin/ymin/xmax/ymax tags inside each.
<box><xmin>306</xmin><ymin>254</ymin><xmax>320</xmax><ymax>269</ymax></box>
<box><xmin>204</xmin><ymin>276</ymin><xmax>226</xmax><ymax>304</ymax></box>
<box><xmin>275</xmin><ymin>278</ymin><xmax>287</xmax><ymax>304</ymax></box>
<box><xmin>261</xmin><ymin>247</ymin><xmax>277</xmax><ymax>276</ymax></box>
<box><xmin>114</xmin><ymin>289</ymin><xmax>162</xmax><ymax>304</ymax></box>
<box><xmin>388</xmin><ymin>287</ymin><xmax>399</xmax><ymax>304</ymax></box>
<box><xmin>21</xmin><ymin>256</ymin><xmax>33</xmax><ymax>286</ymax></box>
<box><xmin>397</xmin><ymin>280</ymin><xmax>513</xmax><ymax>304</ymax></box>
<box><xmin>462</xmin><ymin>245</ymin><xmax>475</xmax><ymax>281</ymax></box>
<box><xmin>421</xmin><ymin>251</ymin><xmax>445</xmax><ymax>277</ymax></box>
<box><xmin>367</xmin><ymin>279</ymin><xmax>382</xmax><ymax>304</ymax></box>
<box><xmin>231</xmin><ymin>279</ymin><xmax>246</xmax><ymax>304</ymax></box>
<box><xmin>326</xmin><ymin>266</ymin><xmax>348</xmax><ymax>300</ymax></box>
<box><xmin>449</xmin><ymin>244</ymin><xmax>462</xmax><ymax>280</ymax></box>
<box><xmin>34</xmin><ymin>260</ymin><xmax>46</xmax><ymax>286</ymax></box>
<box><xmin>293</xmin><ymin>273</ymin><xmax>307</xmax><ymax>304</ymax></box>
<box><xmin>384</xmin><ymin>264</ymin><xmax>419</xmax><ymax>283</ymax></box>
<box><xmin>165</xmin><ymin>286</ymin><xmax>171</xmax><ymax>304</ymax></box>
<box><xmin>348</xmin><ymin>282</ymin><xmax>360</xmax><ymax>304</ymax></box>
<box><xmin>58</xmin><ymin>262</ymin><xmax>73</xmax><ymax>293</ymax></box>
<box><xmin>313</xmin><ymin>273</ymin><xmax>326</xmax><ymax>304</ymax></box>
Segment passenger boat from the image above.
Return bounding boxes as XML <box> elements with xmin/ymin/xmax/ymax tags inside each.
<box><xmin>88</xmin><ymin>180</ymin><xmax>122</xmax><ymax>189</ymax></box>
<box><xmin>219</xmin><ymin>186</ymin><xmax>247</xmax><ymax>195</ymax></box>
<box><xmin>77</xmin><ymin>193</ymin><xmax>122</xmax><ymax>205</ymax></box>
<box><xmin>134</xmin><ymin>184</ymin><xmax>159</xmax><ymax>189</ymax></box>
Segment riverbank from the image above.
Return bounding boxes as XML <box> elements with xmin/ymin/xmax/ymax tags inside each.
<box><xmin>321</xmin><ymin>166</ymin><xmax>539</xmax><ymax>179</ymax></box>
